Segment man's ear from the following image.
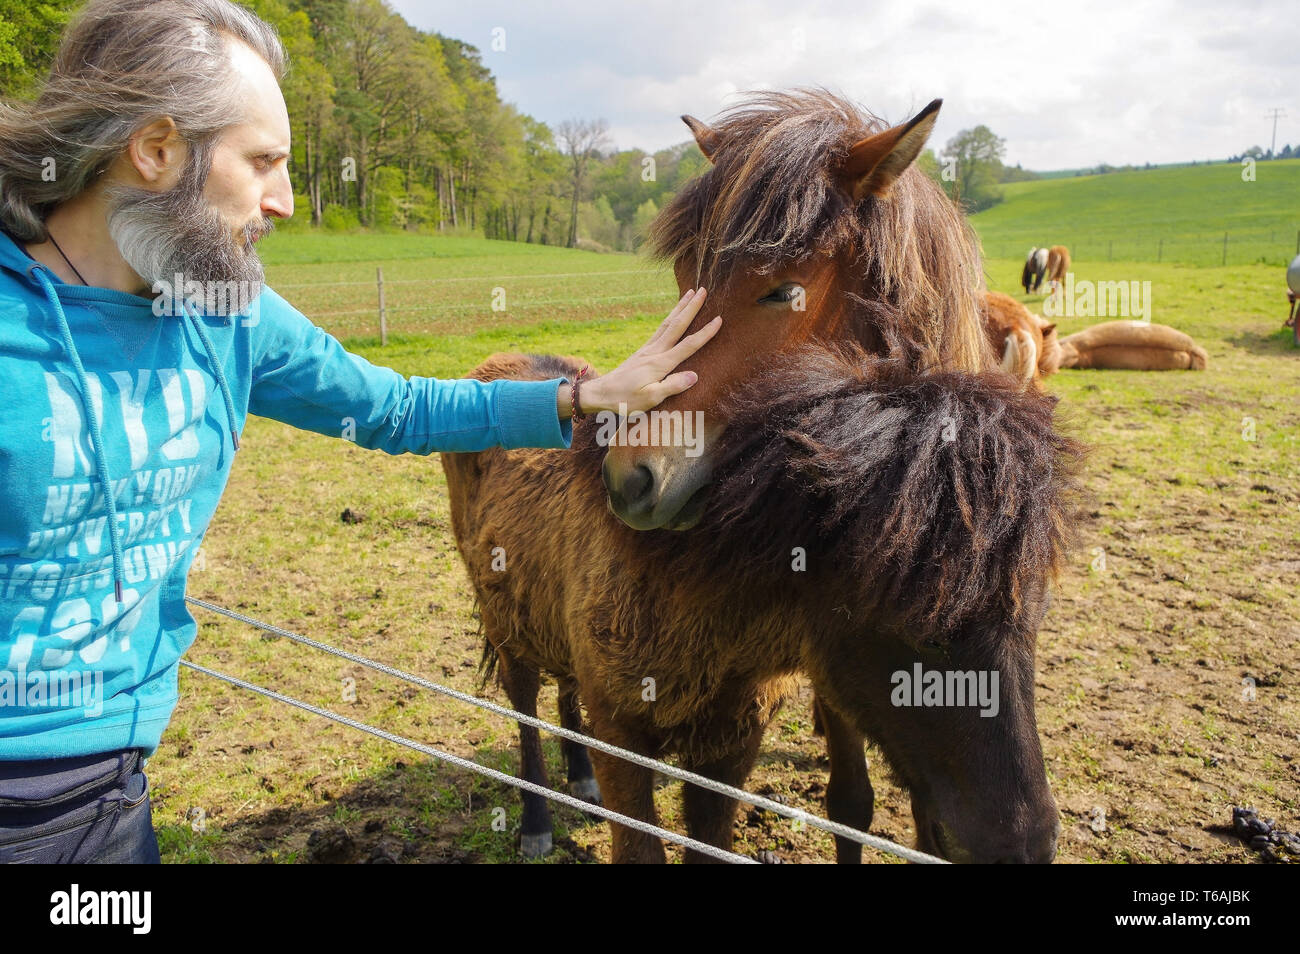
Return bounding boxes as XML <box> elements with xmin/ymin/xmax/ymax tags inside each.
<box><xmin>124</xmin><ymin>116</ymin><xmax>187</xmax><ymax>188</ymax></box>
<box><xmin>839</xmin><ymin>98</ymin><xmax>942</xmax><ymax>202</ymax></box>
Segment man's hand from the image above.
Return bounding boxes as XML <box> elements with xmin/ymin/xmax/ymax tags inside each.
<box><xmin>561</xmin><ymin>287</ymin><xmax>720</xmax><ymax>418</ymax></box>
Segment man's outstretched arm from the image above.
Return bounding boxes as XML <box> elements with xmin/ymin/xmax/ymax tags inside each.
<box><xmin>247</xmin><ymin>287</ymin><xmax>573</xmax><ymax>453</ymax></box>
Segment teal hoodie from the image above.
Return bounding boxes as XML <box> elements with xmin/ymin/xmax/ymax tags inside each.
<box><xmin>0</xmin><ymin>228</ymin><xmax>572</xmax><ymax>759</ymax></box>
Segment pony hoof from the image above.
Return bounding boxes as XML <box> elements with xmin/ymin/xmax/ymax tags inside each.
<box><xmin>520</xmin><ymin>832</ymin><xmax>553</xmax><ymax>857</ymax></box>
<box><xmin>569</xmin><ymin>777</ymin><xmax>603</xmax><ymax>805</ymax></box>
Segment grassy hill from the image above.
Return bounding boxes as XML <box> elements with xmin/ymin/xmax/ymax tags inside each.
<box><xmin>971</xmin><ymin>159</ymin><xmax>1300</xmax><ymax>266</ymax></box>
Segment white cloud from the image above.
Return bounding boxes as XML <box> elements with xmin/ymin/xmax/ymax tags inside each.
<box><xmin>390</xmin><ymin>0</ymin><xmax>1300</xmax><ymax>168</ymax></box>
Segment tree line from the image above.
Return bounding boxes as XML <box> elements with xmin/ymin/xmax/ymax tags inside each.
<box><xmin>2</xmin><ymin>0</ymin><xmax>1035</xmax><ymax>244</ymax></box>
<box><xmin>240</xmin><ymin>0</ymin><xmax>719</xmax><ymax>249</ymax></box>
<box><xmin>0</xmin><ymin>0</ymin><xmax>711</xmax><ymax>250</ymax></box>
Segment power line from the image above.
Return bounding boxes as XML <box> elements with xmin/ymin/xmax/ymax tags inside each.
<box><xmin>1265</xmin><ymin>108</ymin><xmax>1287</xmax><ymax>157</ymax></box>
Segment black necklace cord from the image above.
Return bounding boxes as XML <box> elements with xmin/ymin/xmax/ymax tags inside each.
<box><xmin>46</xmin><ymin>229</ymin><xmax>90</xmax><ymax>286</ymax></box>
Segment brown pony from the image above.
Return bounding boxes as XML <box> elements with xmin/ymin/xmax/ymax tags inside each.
<box><xmin>441</xmin><ymin>89</ymin><xmax>1082</xmax><ymax>863</ymax></box>
<box><xmin>1045</xmin><ymin>245</ymin><xmax>1071</xmax><ymax>298</ymax></box>
<box><xmin>982</xmin><ymin>290</ymin><xmax>1061</xmax><ymax>387</ymax></box>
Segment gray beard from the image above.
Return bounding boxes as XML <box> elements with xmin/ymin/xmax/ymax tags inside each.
<box><xmin>104</xmin><ymin>174</ymin><xmax>274</xmax><ymax>316</ymax></box>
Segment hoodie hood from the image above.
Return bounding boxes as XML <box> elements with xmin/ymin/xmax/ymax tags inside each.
<box><xmin>0</xmin><ymin>227</ymin><xmax>241</xmax><ymax>602</ymax></box>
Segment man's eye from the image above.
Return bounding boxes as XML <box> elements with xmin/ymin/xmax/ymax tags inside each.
<box><xmin>759</xmin><ymin>283</ymin><xmax>803</xmax><ymax>304</ymax></box>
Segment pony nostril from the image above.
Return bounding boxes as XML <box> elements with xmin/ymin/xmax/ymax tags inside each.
<box><xmin>622</xmin><ymin>464</ymin><xmax>654</xmax><ymax>506</ymax></box>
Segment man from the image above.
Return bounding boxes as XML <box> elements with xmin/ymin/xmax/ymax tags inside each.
<box><xmin>0</xmin><ymin>0</ymin><xmax>721</xmax><ymax>863</ymax></box>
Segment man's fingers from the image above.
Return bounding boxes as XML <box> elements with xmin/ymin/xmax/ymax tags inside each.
<box><xmin>651</xmin><ymin>369</ymin><xmax>700</xmax><ymax>402</ymax></box>
<box><xmin>659</xmin><ymin>314</ymin><xmax>722</xmax><ymax>365</ymax></box>
<box><xmin>643</xmin><ymin>287</ymin><xmax>707</xmax><ymax>353</ymax></box>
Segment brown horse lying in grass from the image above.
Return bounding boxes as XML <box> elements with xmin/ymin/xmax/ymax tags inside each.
<box><xmin>441</xmin><ymin>89</ymin><xmax>1083</xmax><ymax>863</ymax></box>
<box><xmin>1058</xmin><ymin>320</ymin><xmax>1208</xmax><ymax>370</ymax></box>
<box><xmin>983</xmin><ymin>290</ymin><xmax>1061</xmax><ymax>388</ymax></box>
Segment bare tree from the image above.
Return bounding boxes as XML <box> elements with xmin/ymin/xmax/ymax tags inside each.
<box><xmin>557</xmin><ymin>118</ymin><xmax>609</xmax><ymax>247</ymax></box>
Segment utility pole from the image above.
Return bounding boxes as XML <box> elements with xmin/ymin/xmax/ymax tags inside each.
<box><xmin>1265</xmin><ymin>108</ymin><xmax>1286</xmax><ymax>158</ymax></box>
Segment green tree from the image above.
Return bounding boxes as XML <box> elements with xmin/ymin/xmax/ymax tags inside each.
<box><xmin>0</xmin><ymin>0</ymin><xmax>80</xmax><ymax>98</ymax></box>
<box><xmin>630</xmin><ymin>197</ymin><xmax>658</xmax><ymax>250</ymax></box>
<box><xmin>941</xmin><ymin>125</ymin><xmax>1006</xmax><ymax>212</ymax></box>
<box><xmin>557</xmin><ymin>117</ymin><xmax>609</xmax><ymax>247</ymax></box>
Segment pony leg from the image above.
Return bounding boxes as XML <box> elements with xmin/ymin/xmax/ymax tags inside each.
<box><xmin>584</xmin><ymin>700</ymin><xmax>665</xmax><ymax>863</ymax></box>
<box><xmin>679</xmin><ymin>719</ymin><xmax>767</xmax><ymax>863</ymax></box>
<box><xmin>815</xmin><ymin>694</ymin><xmax>874</xmax><ymax>864</ymax></box>
<box><xmin>558</xmin><ymin>677</ymin><xmax>601</xmax><ymax>804</ymax></box>
<box><xmin>495</xmin><ymin>652</ymin><xmax>553</xmax><ymax>858</ymax></box>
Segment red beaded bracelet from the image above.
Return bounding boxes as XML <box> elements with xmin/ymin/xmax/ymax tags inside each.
<box><xmin>571</xmin><ymin>365</ymin><xmax>590</xmax><ymax>421</ymax></box>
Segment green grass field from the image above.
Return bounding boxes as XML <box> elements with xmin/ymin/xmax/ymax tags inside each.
<box><xmin>141</xmin><ymin>226</ymin><xmax>1300</xmax><ymax>864</ymax></box>
<box><xmin>971</xmin><ymin>158</ymin><xmax>1300</xmax><ymax>266</ymax></box>
<box><xmin>254</xmin><ymin>232</ymin><xmax>673</xmax><ymax>341</ymax></box>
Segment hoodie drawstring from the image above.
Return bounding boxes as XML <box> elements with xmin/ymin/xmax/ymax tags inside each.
<box><xmin>30</xmin><ymin>263</ymin><xmax>127</xmax><ymax>603</ymax></box>
<box><xmin>30</xmin><ymin>264</ymin><xmax>242</xmax><ymax>604</ymax></box>
<box><xmin>181</xmin><ymin>301</ymin><xmax>241</xmax><ymax>451</ymax></box>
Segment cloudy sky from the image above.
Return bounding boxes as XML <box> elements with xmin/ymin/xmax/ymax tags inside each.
<box><xmin>389</xmin><ymin>0</ymin><xmax>1296</xmax><ymax>171</ymax></box>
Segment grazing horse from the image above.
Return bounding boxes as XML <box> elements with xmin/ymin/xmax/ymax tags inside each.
<box><xmin>441</xmin><ymin>89</ymin><xmax>1082</xmax><ymax>863</ymax></box>
<box><xmin>982</xmin><ymin>290</ymin><xmax>1061</xmax><ymax>387</ymax></box>
<box><xmin>1045</xmin><ymin>245</ymin><xmax>1070</xmax><ymax>298</ymax></box>
<box><xmin>1022</xmin><ymin>247</ymin><xmax>1048</xmax><ymax>293</ymax></box>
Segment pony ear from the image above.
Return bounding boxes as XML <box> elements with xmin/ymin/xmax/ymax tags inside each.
<box><xmin>682</xmin><ymin>114</ymin><xmax>721</xmax><ymax>162</ymax></box>
<box><xmin>840</xmin><ymin>98</ymin><xmax>942</xmax><ymax>201</ymax></box>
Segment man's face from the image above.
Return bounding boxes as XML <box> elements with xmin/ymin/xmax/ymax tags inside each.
<box><xmin>104</xmin><ymin>38</ymin><xmax>293</xmax><ymax>314</ymax></box>
<box><xmin>202</xmin><ymin>39</ymin><xmax>293</xmax><ymax>251</ymax></box>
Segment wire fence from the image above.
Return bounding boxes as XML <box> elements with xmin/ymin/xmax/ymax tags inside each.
<box><xmin>263</xmin><ymin>231</ymin><xmax>1300</xmax><ymax>344</ymax></box>
<box><xmin>264</xmin><ymin>263</ymin><xmax>678</xmax><ymax>342</ymax></box>
<box><xmin>979</xmin><ymin>228</ymin><xmax>1300</xmax><ymax>268</ymax></box>
<box><xmin>183</xmin><ymin>595</ymin><xmax>948</xmax><ymax>865</ymax></box>
<box><xmin>180</xmin><ymin>661</ymin><xmax>758</xmax><ymax>864</ymax></box>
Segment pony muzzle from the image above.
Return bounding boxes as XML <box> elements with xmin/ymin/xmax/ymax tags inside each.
<box><xmin>602</xmin><ymin>448</ymin><xmax>713</xmax><ymax>532</ymax></box>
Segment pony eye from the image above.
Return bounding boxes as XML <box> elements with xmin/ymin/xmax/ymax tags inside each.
<box><xmin>759</xmin><ymin>283</ymin><xmax>803</xmax><ymax>304</ymax></box>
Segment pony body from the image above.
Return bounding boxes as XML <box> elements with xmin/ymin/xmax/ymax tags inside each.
<box><xmin>1058</xmin><ymin>320</ymin><xmax>1208</xmax><ymax>370</ymax></box>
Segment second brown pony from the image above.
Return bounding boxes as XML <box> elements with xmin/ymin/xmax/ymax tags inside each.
<box><xmin>983</xmin><ymin>290</ymin><xmax>1062</xmax><ymax>387</ymax></box>
<box><xmin>1046</xmin><ymin>245</ymin><xmax>1071</xmax><ymax>297</ymax></box>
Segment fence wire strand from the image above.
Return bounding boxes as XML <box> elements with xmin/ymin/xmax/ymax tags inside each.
<box><xmin>184</xmin><ymin>596</ymin><xmax>947</xmax><ymax>864</ymax></box>
<box><xmin>179</xmin><ymin>659</ymin><xmax>755</xmax><ymax>864</ymax></box>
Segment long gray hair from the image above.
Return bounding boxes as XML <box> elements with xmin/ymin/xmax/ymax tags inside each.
<box><xmin>0</xmin><ymin>0</ymin><xmax>285</xmax><ymax>242</ymax></box>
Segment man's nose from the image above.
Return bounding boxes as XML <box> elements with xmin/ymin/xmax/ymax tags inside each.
<box><xmin>262</xmin><ymin>169</ymin><xmax>293</xmax><ymax>219</ymax></box>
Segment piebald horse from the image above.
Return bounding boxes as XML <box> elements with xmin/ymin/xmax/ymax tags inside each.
<box><xmin>1022</xmin><ymin>247</ymin><xmax>1048</xmax><ymax>293</ymax></box>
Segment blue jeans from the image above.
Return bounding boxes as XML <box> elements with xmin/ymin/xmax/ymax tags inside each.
<box><xmin>0</xmin><ymin>749</ymin><xmax>160</xmax><ymax>863</ymax></box>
